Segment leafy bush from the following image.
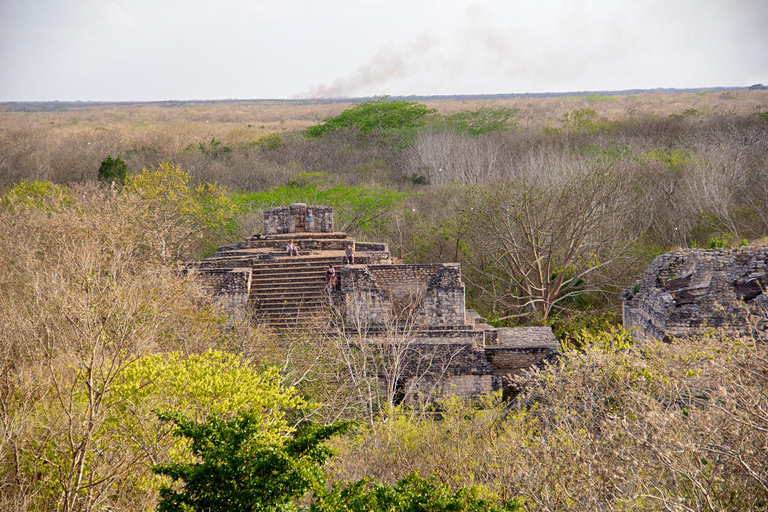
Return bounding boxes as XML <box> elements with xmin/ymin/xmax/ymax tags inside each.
<box><xmin>641</xmin><ymin>147</ymin><xmax>694</xmax><ymax>171</ymax></box>
<box><xmin>585</xmin><ymin>93</ymin><xmax>617</xmax><ymax>103</ymax></box>
<box><xmin>557</xmin><ymin>108</ymin><xmax>603</xmax><ymax>132</ymax></box>
<box><xmin>153</xmin><ymin>413</ymin><xmax>348</xmax><ymax>512</ymax></box>
<box><xmin>98</xmin><ymin>155</ymin><xmax>128</xmax><ymax>185</ymax></box>
<box><xmin>153</xmin><ymin>410</ymin><xmax>517</xmax><ymax>512</ymax></box>
<box><xmin>255</xmin><ymin>132</ymin><xmax>282</xmax><ymax>150</ymax></box>
<box><xmin>305</xmin><ymin>98</ymin><xmax>436</xmax><ymax>138</ymax></box>
<box><xmin>314</xmin><ymin>473</ymin><xmax>520</xmax><ymax>512</ymax></box>
<box><xmin>440</xmin><ymin>107</ymin><xmax>519</xmax><ymax>136</ymax></box>
<box><xmin>197</xmin><ymin>137</ymin><xmax>232</xmax><ymax>158</ymax></box>
<box><xmin>1</xmin><ymin>179</ymin><xmax>72</xmax><ymax>210</ymax></box>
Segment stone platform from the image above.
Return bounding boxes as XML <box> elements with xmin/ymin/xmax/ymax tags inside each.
<box><xmin>193</xmin><ymin>204</ymin><xmax>560</xmax><ymax>399</ymax></box>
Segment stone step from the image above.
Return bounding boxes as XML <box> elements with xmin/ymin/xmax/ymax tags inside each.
<box><xmin>252</xmin><ymin>265</ymin><xmax>338</xmax><ymax>276</ymax></box>
<box><xmin>259</xmin><ymin>300</ymin><xmax>326</xmax><ymax>313</ymax></box>
<box><xmin>256</xmin><ymin>287</ymin><xmax>325</xmax><ymax>297</ymax></box>
<box><xmin>239</xmin><ymin>237</ymin><xmax>356</xmax><ymax>252</ymax></box>
<box><xmin>253</xmin><ymin>290</ymin><xmax>324</xmax><ymax>306</ymax></box>
<box><xmin>252</xmin><ymin>277</ymin><xmax>327</xmax><ymax>289</ymax></box>
<box><xmin>258</xmin><ymin>317</ymin><xmax>329</xmax><ymax>331</ymax></box>
<box><xmin>251</xmin><ymin>262</ymin><xmax>347</xmax><ymax>274</ymax></box>
<box><xmin>250</xmin><ymin>255</ymin><xmax>347</xmax><ymax>266</ymax></box>
<box><xmin>256</xmin><ymin>308</ymin><xmax>327</xmax><ymax>319</ymax></box>
<box><xmin>252</xmin><ymin>274</ymin><xmax>340</xmax><ymax>284</ymax></box>
<box><xmin>253</xmin><ymin>266</ymin><xmax>328</xmax><ymax>275</ymax></box>
<box><xmin>253</xmin><ymin>280</ymin><xmax>326</xmax><ymax>290</ymax></box>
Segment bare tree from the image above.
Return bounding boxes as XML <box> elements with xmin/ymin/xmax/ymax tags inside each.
<box><xmin>470</xmin><ymin>161</ymin><xmax>643</xmax><ymax>320</ymax></box>
<box><xmin>318</xmin><ymin>282</ymin><xmax>468</xmax><ymax>426</ymax></box>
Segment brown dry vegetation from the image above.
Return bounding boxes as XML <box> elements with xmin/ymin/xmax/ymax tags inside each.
<box><xmin>2</xmin><ymin>91</ymin><xmax>766</xmax><ymax>190</ymax></box>
<box><xmin>329</xmin><ymin>331</ymin><xmax>768</xmax><ymax>511</ymax></box>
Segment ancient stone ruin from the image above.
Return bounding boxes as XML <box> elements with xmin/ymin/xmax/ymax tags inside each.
<box><xmin>622</xmin><ymin>247</ymin><xmax>768</xmax><ymax>341</ymax></box>
<box><xmin>193</xmin><ymin>204</ymin><xmax>559</xmax><ymax>399</ymax></box>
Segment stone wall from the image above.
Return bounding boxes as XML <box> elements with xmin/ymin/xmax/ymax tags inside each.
<box><xmin>337</xmin><ymin>264</ymin><xmax>466</xmax><ymax>328</ymax></box>
<box><xmin>191</xmin><ymin>203</ymin><xmax>561</xmax><ymax>402</ymax></box>
<box><xmin>263</xmin><ymin>204</ymin><xmax>334</xmax><ymax>234</ymax></box>
<box><xmin>622</xmin><ymin>247</ymin><xmax>768</xmax><ymax>340</ymax></box>
<box><xmin>192</xmin><ymin>267</ymin><xmax>252</xmax><ymax>316</ymax></box>
<box><xmin>486</xmin><ymin>327</ymin><xmax>561</xmax><ymax>376</ymax></box>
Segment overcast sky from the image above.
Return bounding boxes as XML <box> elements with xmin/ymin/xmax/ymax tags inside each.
<box><xmin>1</xmin><ymin>0</ymin><xmax>767</xmax><ymax>101</ymax></box>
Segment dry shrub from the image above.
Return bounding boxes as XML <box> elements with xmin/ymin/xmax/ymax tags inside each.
<box><xmin>0</xmin><ymin>185</ymin><xmax>255</xmax><ymax>512</ymax></box>
<box><xmin>329</xmin><ymin>331</ymin><xmax>768</xmax><ymax>511</ymax></box>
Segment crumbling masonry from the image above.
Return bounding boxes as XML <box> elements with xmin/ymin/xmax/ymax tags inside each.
<box><xmin>193</xmin><ymin>204</ymin><xmax>559</xmax><ymax>399</ymax></box>
<box><xmin>622</xmin><ymin>247</ymin><xmax>768</xmax><ymax>340</ymax></box>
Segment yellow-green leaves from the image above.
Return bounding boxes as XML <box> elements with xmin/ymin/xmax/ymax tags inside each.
<box><xmin>109</xmin><ymin>350</ymin><xmax>311</xmax><ymax>447</ymax></box>
<box><xmin>1</xmin><ymin>179</ymin><xmax>73</xmax><ymax>211</ymax></box>
<box><xmin>123</xmin><ymin>161</ymin><xmax>243</xmax><ymax>260</ymax></box>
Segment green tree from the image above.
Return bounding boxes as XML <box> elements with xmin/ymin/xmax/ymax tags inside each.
<box><xmin>153</xmin><ymin>413</ymin><xmax>350</xmax><ymax>512</ymax></box>
<box><xmin>98</xmin><ymin>155</ymin><xmax>128</xmax><ymax>185</ymax></box>
<box><xmin>153</xmin><ymin>410</ymin><xmax>517</xmax><ymax>512</ymax></box>
<box><xmin>314</xmin><ymin>473</ymin><xmax>519</xmax><ymax>512</ymax></box>
<box><xmin>305</xmin><ymin>98</ymin><xmax>436</xmax><ymax>138</ymax></box>
<box><xmin>123</xmin><ymin>161</ymin><xmax>243</xmax><ymax>260</ymax></box>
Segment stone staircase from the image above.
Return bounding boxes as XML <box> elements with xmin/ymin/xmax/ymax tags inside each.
<box><xmin>248</xmin><ymin>255</ymin><xmax>345</xmax><ymax>329</ymax></box>
<box><xmin>197</xmin><ymin>230</ymin><xmax>392</xmax><ymax>330</ymax></box>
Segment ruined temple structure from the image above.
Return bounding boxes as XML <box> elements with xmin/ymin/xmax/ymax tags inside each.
<box><xmin>622</xmin><ymin>247</ymin><xmax>768</xmax><ymax>341</ymax></box>
<box><xmin>194</xmin><ymin>204</ymin><xmax>559</xmax><ymax>399</ymax></box>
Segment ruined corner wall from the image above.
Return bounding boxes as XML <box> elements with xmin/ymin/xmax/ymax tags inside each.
<box><xmin>263</xmin><ymin>204</ymin><xmax>333</xmax><ymax>235</ymax></box>
<box><xmin>622</xmin><ymin>247</ymin><xmax>768</xmax><ymax>340</ymax></box>
<box><xmin>337</xmin><ymin>264</ymin><xmax>466</xmax><ymax>328</ymax></box>
<box><xmin>486</xmin><ymin>327</ymin><xmax>561</xmax><ymax>377</ymax></box>
<box><xmin>192</xmin><ymin>267</ymin><xmax>253</xmax><ymax>316</ymax></box>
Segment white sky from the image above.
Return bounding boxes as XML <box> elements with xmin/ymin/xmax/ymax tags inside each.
<box><xmin>1</xmin><ymin>0</ymin><xmax>767</xmax><ymax>101</ymax></box>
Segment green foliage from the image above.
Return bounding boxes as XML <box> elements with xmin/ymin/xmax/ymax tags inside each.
<box><xmin>123</xmin><ymin>162</ymin><xmax>244</xmax><ymax>258</ymax></box>
<box><xmin>585</xmin><ymin>93</ymin><xmax>616</xmax><ymax>103</ymax></box>
<box><xmin>153</xmin><ymin>406</ymin><xmax>517</xmax><ymax>512</ymax></box>
<box><xmin>153</xmin><ymin>411</ymin><xmax>352</xmax><ymax>512</ymax></box>
<box><xmin>235</xmin><ymin>183</ymin><xmax>413</xmax><ymax>235</ymax></box>
<box><xmin>1</xmin><ymin>179</ymin><xmax>73</xmax><ymax>210</ymax></box>
<box><xmin>754</xmin><ymin>111</ymin><xmax>768</xmax><ymax>123</ymax></box>
<box><xmin>109</xmin><ymin>352</ymin><xmax>311</xmax><ymax>444</ymax></box>
<box><xmin>287</xmin><ymin>171</ymin><xmax>330</xmax><ymax>188</ymax></box>
<box><xmin>669</xmin><ymin>108</ymin><xmax>700</xmax><ymax>119</ymax></box>
<box><xmin>305</xmin><ymin>98</ymin><xmax>436</xmax><ymax>138</ymax></box>
<box><xmin>576</xmin><ymin>142</ymin><xmax>636</xmax><ymax>165</ymax></box>
<box><xmin>642</xmin><ymin>148</ymin><xmax>694</xmax><ymax>171</ymax></box>
<box><xmin>28</xmin><ymin>351</ymin><xmax>309</xmax><ymax>508</ymax></box>
<box><xmin>548</xmin><ymin>313</ymin><xmax>622</xmax><ymax>351</ymax></box>
<box><xmin>557</xmin><ymin>108</ymin><xmax>612</xmax><ymax>133</ymax></box>
<box><xmin>314</xmin><ymin>473</ymin><xmax>520</xmax><ymax>512</ymax></box>
<box><xmin>440</xmin><ymin>107</ymin><xmax>519</xmax><ymax>136</ymax></box>
<box><xmin>254</xmin><ymin>133</ymin><xmax>282</xmax><ymax>150</ymax></box>
<box><xmin>98</xmin><ymin>155</ymin><xmax>128</xmax><ymax>185</ymax></box>
<box><xmin>705</xmin><ymin>233</ymin><xmax>747</xmax><ymax>249</ymax></box>
<box><xmin>197</xmin><ymin>137</ymin><xmax>232</xmax><ymax>158</ymax></box>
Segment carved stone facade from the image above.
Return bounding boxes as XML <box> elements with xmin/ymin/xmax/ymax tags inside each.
<box><xmin>263</xmin><ymin>203</ymin><xmax>334</xmax><ymax>235</ymax></box>
<box><xmin>622</xmin><ymin>247</ymin><xmax>768</xmax><ymax>340</ymax></box>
